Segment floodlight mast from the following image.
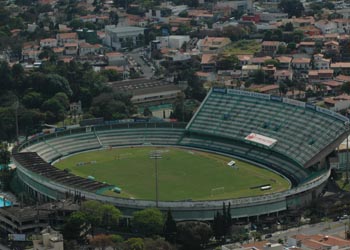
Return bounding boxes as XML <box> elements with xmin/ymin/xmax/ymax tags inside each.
<box><xmin>149</xmin><ymin>151</ymin><xmax>162</xmax><ymax>207</ymax></box>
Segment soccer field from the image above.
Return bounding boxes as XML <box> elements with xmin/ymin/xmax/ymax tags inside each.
<box><xmin>54</xmin><ymin>147</ymin><xmax>290</xmax><ymax>201</ymax></box>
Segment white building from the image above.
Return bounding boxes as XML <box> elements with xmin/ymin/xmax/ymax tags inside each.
<box><xmin>40</xmin><ymin>38</ymin><xmax>58</xmax><ymax>48</ymax></box>
<box><xmin>104</xmin><ymin>25</ymin><xmax>145</xmax><ymax>50</ymax></box>
<box><xmin>32</xmin><ymin>227</ymin><xmax>64</xmax><ymax>250</ymax></box>
<box><xmin>155</xmin><ymin>35</ymin><xmax>190</xmax><ymax>49</ymax></box>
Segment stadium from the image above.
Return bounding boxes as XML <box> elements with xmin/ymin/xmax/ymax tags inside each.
<box><xmin>12</xmin><ymin>87</ymin><xmax>349</xmax><ymax>220</ymax></box>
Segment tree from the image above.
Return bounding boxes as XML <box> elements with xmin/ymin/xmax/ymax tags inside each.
<box><xmin>164</xmin><ymin>209</ymin><xmax>177</xmax><ymax>243</ymax></box>
<box><xmin>89</xmin><ymin>234</ymin><xmax>114</xmax><ymax>250</ymax></box>
<box><xmin>212</xmin><ymin>211</ymin><xmax>224</xmax><ymax>240</ymax></box>
<box><xmin>177</xmin><ymin>221</ymin><xmax>212</xmax><ymax>250</ymax></box>
<box><xmin>342</xmin><ymin>82</ymin><xmax>350</xmax><ymax>94</ymax></box>
<box><xmin>252</xmin><ymin>69</ymin><xmax>266</xmax><ymax>84</ymax></box>
<box><xmin>284</xmin><ymin>22</ymin><xmax>294</xmax><ymax>32</ymax></box>
<box><xmin>278</xmin><ymin>0</ymin><xmax>304</xmax><ymax>18</ymax></box>
<box><xmin>216</xmin><ymin>55</ymin><xmax>239</xmax><ymax>70</ymax></box>
<box><xmin>125</xmin><ymin>238</ymin><xmax>144</xmax><ymax>250</ymax></box>
<box><xmin>62</xmin><ymin>211</ymin><xmax>89</xmax><ymax>242</ymax></box>
<box><xmin>144</xmin><ymin>238</ymin><xmax>175</xmax><ymax>250</ymax></box>
<box><xmin>100</xmin><ymin>203</ymin><xmax>122</xmax><ymax>229</ymax></box>
<box><xmin>132</xmin><ymin>208</ymin><xmax>164</xmax><ymax>237</ymax></box>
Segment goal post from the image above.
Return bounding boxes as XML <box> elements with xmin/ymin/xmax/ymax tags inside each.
<box><xmin>211</xmin><ymin>187</ymin><xmax>225</xmax><ymax>197</ymax></box>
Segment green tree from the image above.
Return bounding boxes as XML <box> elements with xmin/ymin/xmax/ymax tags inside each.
<box><xmin>177</xmin><ymin>221</ymin><xmax>212</xmax><ymax>250</ymax></box>
<box><xmin>125</xmin><ymin>238</ymin><xmax>144</xmax><ymax>250</ymax></box>
<box><xmin>164</xmin><ymin>209</ymin><xmax>177</xmax><ymax>243</ymax></box>
<box><xmin>342</xmin><ymin>82</ymin><xmax>350</xmax><ymax>94</ymax></box>
<box><xmin>133</xmin><ymin>208</ymin><xmax>164</xmax><ymax>237</ymax></box>
<box><xmin>278</xmin><ymin>0</ymin><xmax>304</xmax><ymax>18</ymax></box>
<box><xmin>216</xmin><ymin>55</ymin><xmax>239</xmax><ymax>70</ymax></box>
<box><xmin>62</xmin><ymin>211</ymin><xmax>89</xmax><ymax>242</ymax></box>
<box><xmin>284</xmin><ymin>22</ymin><xmax>294</xmax><ymax>31</ymax></box>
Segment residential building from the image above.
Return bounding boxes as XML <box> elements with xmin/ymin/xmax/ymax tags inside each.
<box><xmin>313</xmin><ymin>54</ymin><xmax>331</xmax><ymax>70</ymax></box>
<box><xmin>242</xmin><ymin>65</ymin><xmax>260</xmax><ymax>78</ymax></box>
<box><xmin>106</xmin><ymin>52</ymin><xmax>127</xmax><ymax>66</ymax></box>
<box><xmin>201</xmin><ymin>54</ymin><xmax>217</xmax><ymax>72</ymax></box>
<box><xmin>287</xmin><ymin>234</ymin><xmax>350</xmax><ymax>249</ymax></box>
<box><xmin>298</xmin><ymin>41</ymin><xmax>316</xmax><ymax>54</ymax></box>
<box><xmin>155</xmin><ymin>35</ymin><xmax>190</xmax><ymax>49</ymax></box>
<box><xmin>64</xmin><ymin>43</ymin><xmax>78</xmax><ymax>56</ymax></box>
<box><xmin>79</xmin><ymin>42</ymin><xmax>102</xmax><ymax>56</ymax></box>
<box><xmin>56</xmin><ymin>32</ymin><xmax>78</xmax><ymax>46</ymax></box>
<box><xmin>292</xmin><ymin>57</ymin><xmax>311</xmax><ymax>70</ymax></box>
<box><xmin>261</xmin><ymin>41</ymin><xmax>280</xmax><ymax>56</ymax></box>
<box><xmin>276</xmin><ymin>56</ymin><xmax>292</xmax><ymax>69</ymax></box>
<box><xmin>308</xmin><ymin>69</ymin><xmax>333</xmax><ymax>83</ymax></box>
<box><xmin>40</xmin><ymin>38</ymin><xmax>58</xmax><ymax>48</ymax></box>
<box><xmin>274</xmin><ymin>69</ymin><xmax>293</xmax><ymax>83</ymax></box>
<box><xmin>315</xmin><ymin>20</ymin><xmax>337</xmax><ymax>34</ymax></box>
<box><xmin>197</xmin><ymin>37</ymin><xmax>231</xmax><ymax>53</ymax></box>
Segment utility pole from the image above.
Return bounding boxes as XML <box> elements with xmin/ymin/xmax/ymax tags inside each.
<box><xmin>149</xmin><ymin>151</ymin><xmax>162</xmax><ymax>207</ymax></box>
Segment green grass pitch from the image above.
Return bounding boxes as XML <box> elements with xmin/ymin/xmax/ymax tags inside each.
<box><xmin>54</xmin><ymin>147</ymin><xmax>290</xmax><ymax>201</ymax></box>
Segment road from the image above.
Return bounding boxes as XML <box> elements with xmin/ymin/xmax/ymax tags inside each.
<box><xmin>127</xmin><ymin>48</ymin><xmax>154</xmax><ymax>79</ymax></box>
<box><xmin>268</xmin><ymin>219</ymin><xmax>350</xmax><ymax>242</ymax></box>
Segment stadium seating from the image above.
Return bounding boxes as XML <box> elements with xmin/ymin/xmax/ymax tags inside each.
<box><xmin>187</xmin><ymin>89</ymin><xmax>348</xmax><ymax>167</ymax></box>
<box><xmin>13</xmin><ymin>152</ymin><xmax>113</xmax><ymax>193</ymax></box>
<box><xmin>96</xmin><ymin>128</ymin><xmax>184</xmax><ymax>147</ymax></box>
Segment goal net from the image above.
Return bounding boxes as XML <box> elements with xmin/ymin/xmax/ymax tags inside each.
<box><xmin>211</xmin><ymin>187</ymin><xmax>225</xmax><ymax>196</ymax></box>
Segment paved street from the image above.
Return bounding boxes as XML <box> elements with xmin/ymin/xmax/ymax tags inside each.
<box><xmin>127</xmin><ymin>48</ymin><xmax>154</xmax><ymax>79</ymax></box>
<box><xmin>269</xmin><ymin>219</ymin><xmax>350</xmax><ymax>242</ymax></box>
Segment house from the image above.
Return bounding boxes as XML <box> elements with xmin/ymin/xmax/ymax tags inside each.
<box><xmin>314</xmin><ymin>20</ymin><xmax>337</xmax><ymax>34</ymax></box>
<box><xmin>275</xmin><ymin>56</ymin><xmax>292</xmax><ymax>69</ymax></box>
<box><xmin>324</xmin><ymin>94</ymin><xmax>350</xmax><ymax>111</ymax></box>
<box><xmin>79</xmin><ymin>42</ymin><xmax>102</xmax><ymax>56</ymax></box>
<box><xmin>56</xmin><ymin>32</ymin><xmax>78</xmax><ymax>45</ymax></box>
<box><xmin>104</xmin><ymin>25</ymin><xmax>145</xmax><ymax>50</ymax></box>
<box><xmin>249</xmin><ymin>84</ymin><xmax>280</xmax><ymax>95</ymax></box>
<box><xmin>242</xmin><ymin>65</ymin><xmax>260</xmax><ymax>78</ymax></box>
<box><xmin>274</xmin><ymin>70</ymin><xmax>293</xmax><ymax>83</ymax></box>
<box><xmin>237</xmin><ymin>54</ymin><xmax>252</xmax><ymax>66</ymax></box>
<box><xmin>334</xmin><ymin>19</ymin><xmax>350</xmax><ymax>34</ymax></box>
<box><xmin>321</xmin><ymin>80</ymin><xmax>343</xmax><ymax>95</ymax></box>
<box><xmin>287</xmin><ymin>234</ymin><xmax>350</xmax><ymax>250</ymax></box>
<box><xmin>260</xmin><ymin>41</ymin><xmax>280</xmax><ymax>56</ymax></box>
<box><xmin>164</xmin><ymin>50</ymin><xmax>191</xmax><ymax>62</ymax></box>
<box><xmin>201</xmin><ymin>54</ymin><xmax>217</xmax><ymax>72</ymax></box>
<box><xmin>292</xmin><ymin>57</ymin><xmax>311</xmax><ymax>70</ymax></box>
<box><xmin>64</xmin><ymin>43</ymin><xmax>78</xmax><ymax>55</ymax></box>
<box><xmin>331</xmin><ymin>62</ymin><xmax>350</xmax><ymax>74</ymax></box>
<box><xmin>195</xmin><ymin>71</ymin><xmax>216</xmax><ymax>82</ymax></box>
<box><xmin>251</xmin><ymin>56</ymin><xmax>272</xmax><ymax>66</ymax></box>
<box><xmin>324</xmin><ymin>40</ymin><xmax>340</xmax><ymax>56</ymax></box>
<box><xmin>155</xmin><ymin>35</ymin><xmax>190</xmax><ymax>49</ymax></box>
<box><xmin>298</xmin><ymin>41</ymin><xmax>315</xmax><ymax>54</ymax></box>
<box><xmin>308</xmin><ymin>69</ymin><xmax>333</xmax><ymax>83</ymax></box>
<box><xmin>197</xmin><ymin>37</ymin><xmax>231</xmax><ymax>53</ymax></box>
<box><xmin>106</xmin><ymin>52</ymin><xmax>127</xmax><ymax>66</ymax></box>
<box><xmin>22</xmin><ymin>49</ymin><xmax>41</xmax><ymax>63</ymax></box>
<box><xmin>313</xmin><ymin>54</ymin><xmax>330</xmax><ymax>69</ymax></box>
<box><xmin>286</xmin><ymin>16</ymin><xmax>315</xmax><ymax>28</ymax></box>
<box><xmin>40</xmin><ymin>38</ymin><xmax>57</xmax><ymax>48</ymax></box>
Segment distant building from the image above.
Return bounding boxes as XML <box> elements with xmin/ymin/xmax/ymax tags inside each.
<box><xmin>70</xmin><ymin>101</ymin><xmax>82</xmax><ymax>116</ymax></box>
<box><xmin>104</xmin><ymin>25</ymin><xmax>145</xmax><ymax>50</ymax></box>
<box><xmin>287</xmin><ymin>234</ymin><xmax>350</xmax><ymax>250</ymax></box>
<box><xmin>32</xmin><ymin>227</ymin><xmax>64</xmax><ymax>250</ymax></box>
<box><xmin>155</xmin><ymin>35</ymin><xmax>190</xmax><ymax>49</ymax></box>
<box><xmin>197</xmin><ymin>37</ymin><xmax>231</xmax><ymax>53</ymax></box>
<box><xmin>56</xmin><ymin>32</ymin><xmax>78</xmax><ymax>46</ymax></box>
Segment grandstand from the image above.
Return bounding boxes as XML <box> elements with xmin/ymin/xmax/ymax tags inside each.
<box><xmin>12</xmin><ymin>88</ymin><xmax>349</xmax><ymax>220</ymax></box>
<box><xmin>184</xmin><ymin>88</ymin><xmax>348</xmax><ymax>168</ymax></box>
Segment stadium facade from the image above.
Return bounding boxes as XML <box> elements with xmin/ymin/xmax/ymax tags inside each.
<box><xmin>12</xmin><ymin>88</ymin><xmax>349</xmax><ymax>220</ymax></box>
